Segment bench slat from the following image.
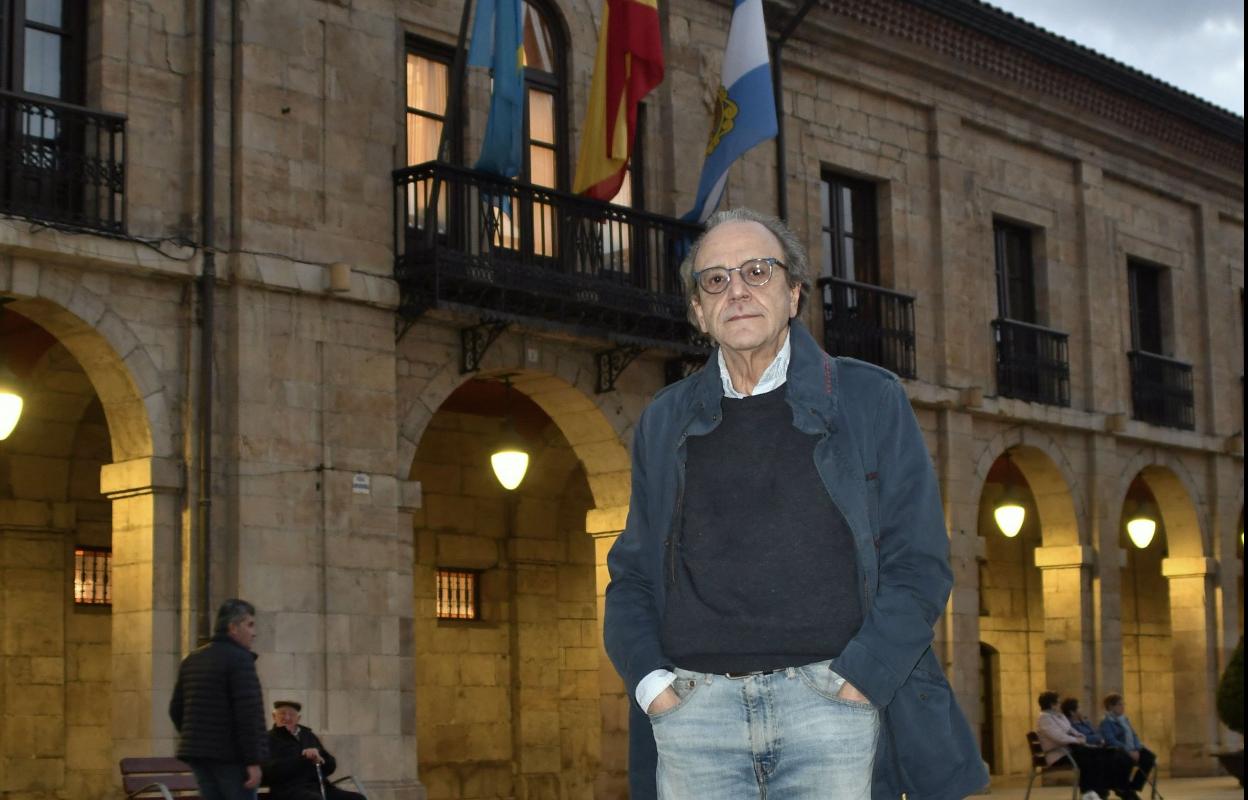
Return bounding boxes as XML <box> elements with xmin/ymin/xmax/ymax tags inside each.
<box><xmin>123</xmin><ymin>774</ymin><xmax>200</xmax><ymax>791</ymax></box>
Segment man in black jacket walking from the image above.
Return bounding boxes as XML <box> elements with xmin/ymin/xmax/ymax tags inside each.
<box><xmin>264</xmin><ymin>700</ymin><xmax>365</xmax><ymax>800</ymax></box>
<box><xmin>169</xmin><ymin>599</ymin><xmax>269</xmax><ymax>799</ymax></box>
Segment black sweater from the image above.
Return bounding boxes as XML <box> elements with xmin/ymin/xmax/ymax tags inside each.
<box><xmin>169</xmin><ymin>636</ymin><xmax>268</xmax><ymax>765</ymax></box>
<box><xmin>661</xmin><ymin>387</ymin><xmax>863</xmax><ymax>673</ymax></box>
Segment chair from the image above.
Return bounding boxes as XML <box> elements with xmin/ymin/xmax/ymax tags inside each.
<box><xmin>1024</xmin><ymin>731</ymin><xmax>1080</xmax><ymax>800</ymax></box>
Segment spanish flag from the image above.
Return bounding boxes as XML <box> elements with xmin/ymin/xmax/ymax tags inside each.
<box><xmin>573</xmin><ymin>0</ymin><xmax>664</xmax><ymax>201</ymax></box>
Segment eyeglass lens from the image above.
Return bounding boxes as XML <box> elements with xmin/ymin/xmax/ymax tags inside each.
<box><xmin>697</xmin><ymin>258</ymin><xmax>777</xmax><ymax>293</ymax></box>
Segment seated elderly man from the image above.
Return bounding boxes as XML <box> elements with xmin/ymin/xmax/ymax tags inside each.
<box><xmin>263</xmin><ymin>700</ymin><xmax>365</xmax><ymax>800</ymax></box>
<box><xmin>1100</xmin><ymin>693</ymin><xmax>1157</xmax><ymax>795</ymax></box>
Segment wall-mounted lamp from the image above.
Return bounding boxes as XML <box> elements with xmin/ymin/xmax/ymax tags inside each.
<box><xmin>490</xmin><ymin>376</ymin><xmax>529</xmax><ymax>491</ymax></box>
<box><xmin>1125</xmin><ymin>501</ymin><xmax>1157</xmax><ymax>549</ymax></box>
<box><xmin>993</xmin><ymin>452</ymin><xmax>1026</xmax><ymax>538</ymax></box>
<box><xmin>0</xmin><ymin>301</ymin><xmax>23</xmax><ymax>440</ymax></box>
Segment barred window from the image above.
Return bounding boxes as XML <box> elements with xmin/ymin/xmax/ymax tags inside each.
<box><xmin>436</xmin><ymin>568</ymin><xmax>479</xmax><ymax>620</ymax></box>
<box><xmin>74</xmin><ymin>546</ymin><xmax>111</xmax><ymax>605</ymax></box>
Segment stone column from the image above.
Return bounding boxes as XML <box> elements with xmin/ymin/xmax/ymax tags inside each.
<box><xmin>1161</xmin><ymin>556</ymin><xmax>1220</xmax><ymax>775</ymax></box>
<box><xmin>587</xmin><ymin>506</ymin><xmax>628</xmax><ymax>799</ymax></box>
<box><xmin>1034</xmin><ymin>545</ymin><xmax>1095</xmax><ymax>703</ymax></box>
<box><xmin>100</xmin><ymin>456</ymin><xmax>184</xmax><ymax>760</ymax></box>
<box><xmin>0</xmin><ymin>499</ymin><xmax>75</xmax><ymax>795</ymax></box>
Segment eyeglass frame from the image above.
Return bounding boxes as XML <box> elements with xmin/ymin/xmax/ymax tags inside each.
<box><xmin>691</xmin><ymin>257</ymin><xmax>788</xmax><ymax>294</ymax></box>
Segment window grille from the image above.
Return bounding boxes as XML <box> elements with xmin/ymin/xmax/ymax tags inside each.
<box><xmin>436</xmin><ymin>568</ymin><xmax>479</xmax><ymax>620</ymax></box>
<box><xmin>74</xmin><ymin>546</ymin><xmax>111</xmax><ymax>605</ymax></box>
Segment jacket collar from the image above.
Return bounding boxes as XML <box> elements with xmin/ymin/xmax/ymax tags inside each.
<box><xmin>212</xmin><ymin>633</ymin><xmax>259</xmax><ymax>661</ymax></box>
<box><xmin>689</xmin><ymin>320</ymin><xmax>838</xmax><ymax>433</ymax></box>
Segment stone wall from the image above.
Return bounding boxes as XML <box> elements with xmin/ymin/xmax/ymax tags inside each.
<box><xmin>411</xmin><ymin>409</ymin><xmax>597</xmax><ymax>800</ymax></box>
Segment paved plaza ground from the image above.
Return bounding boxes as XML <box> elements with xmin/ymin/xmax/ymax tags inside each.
<box><xmin>977</xmin><ymin>775</ymin><xmax>1243</xmax><ymax>799</ymax></box>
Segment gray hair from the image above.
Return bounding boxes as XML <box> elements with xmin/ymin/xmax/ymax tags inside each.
<box><xmin>678</xmin><ymin>208</ymin><xmax>813</xmax><ymax>326</ymax></box>
<box><xmin>213</xmin><ymin>598</ymin><xmax>256</xmax><ymax>637</ymax></box>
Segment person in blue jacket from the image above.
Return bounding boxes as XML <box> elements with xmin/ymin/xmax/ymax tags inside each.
<box><xmin>603</xmin><ymin>208</ymin><xmax>988</xmax><ymax>800</ymax></box>
<box><xmin>1100</xmin><ymin>693</ymin><xmax>1156</xmax><ymax>794</ymax></box>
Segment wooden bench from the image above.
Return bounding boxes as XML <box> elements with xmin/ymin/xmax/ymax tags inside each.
<box><xmin>121</xmin><ymin>757</ymin><xmax>214</xmax><ymax>799</ymax></box>
<box><xmin>121</xmin><ymin>756</ymin><xmax>367</xmax><ymax>799</ymax></box>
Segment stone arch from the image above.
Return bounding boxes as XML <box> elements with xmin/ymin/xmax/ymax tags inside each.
<box><xmin>6</xmin><ymin>284</ymin><xmax>171</xmax><ymax>461</ymax></box>
<box><xmin>396</xmin><ymin>339</ymin><xmax>635</xmax><ymax>511</ymax></box>
<box><xmin>0</xmin><ymin>282</ymin><xmax>176</xmax><ymax>796</ymax></box>
<box><xmin>971</xmin><ymin>427</ymin><xmax>1083</xmax><ymax>547</ymax></box>
<box><xmin>1115</xmin><ymin>449</ymin><xmax>1206</xmax><ymax>559</ymax></box>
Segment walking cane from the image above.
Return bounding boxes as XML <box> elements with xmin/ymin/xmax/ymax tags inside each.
<box><xmin>315</xmin><ymin>761</ymin><xmax>328</xmax><ymax>800</ymax></box>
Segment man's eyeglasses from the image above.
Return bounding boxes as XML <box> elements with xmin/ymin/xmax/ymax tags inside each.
<box><xmin>692</xmin><ymin>257</ymin><xmax>786</xmax><ymax>294</ymax></box>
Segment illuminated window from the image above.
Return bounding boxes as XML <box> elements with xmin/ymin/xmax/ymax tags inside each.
<box><xmin>74</xmin><ymin>546</ymin><xmax>111</xmax><ymax>605</ymax></box>
<box><xmin>436</xmin><ymin>568</ymin><xmax>479</xmax><ymax>620</ymax></box>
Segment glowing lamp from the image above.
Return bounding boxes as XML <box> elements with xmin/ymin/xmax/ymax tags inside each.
<box><xmin>994</xmin><ymin>501</ymin><xmax>1026</xmax><ymax>538</ymax></box>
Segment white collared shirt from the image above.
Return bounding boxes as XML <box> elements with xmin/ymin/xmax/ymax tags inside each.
<box><xmin>717</xmin><ymin>329</ymin><xmax>791</xmax><ymax>398</ymax></box>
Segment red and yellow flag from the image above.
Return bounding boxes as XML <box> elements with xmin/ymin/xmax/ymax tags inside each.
<box><xmin>573</xmin><ymin>0</ymin><xmax>664</xmax><ymax>201</ymax></box>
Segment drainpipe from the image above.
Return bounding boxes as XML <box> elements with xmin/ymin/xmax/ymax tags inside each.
<box><xmin>197</xmin><ymin>0</ymin><xmax>217</xmax><ymax>644</ymax></box>
<box><xmin>772</xmin><ymin>0</ymin><xmax>819</xmax><ymax>222</ymax></box>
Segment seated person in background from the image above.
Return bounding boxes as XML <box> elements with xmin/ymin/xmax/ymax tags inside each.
<box><xmin>1036</xmin><ymin>690</ymin><xmax>1136</xmax><ymax>800</ymax></box>
<box><xmin>1100</xmin><ymin>693</ymin><xmax>1157</xmax><ymax>794</ymax></box>
<box><xmin>264</xmin><ymin>700</ymin><xmax>365</xmax><ymax>800</ymax></box>
<box><xmin>1062</xmin><ymin>697</ymin><xmax>1106</xmax><ymax>745</ymax></box>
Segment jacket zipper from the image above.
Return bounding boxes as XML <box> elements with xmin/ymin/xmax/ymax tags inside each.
<box><xmin>665</xmin><ymin>433</ymin><xmax>688</xmax><ymax>587</ymax></box>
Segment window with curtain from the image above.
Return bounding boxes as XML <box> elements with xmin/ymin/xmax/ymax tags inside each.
<box><xmin>404</xmin><ymin>41</ymin><xmax>453</xmax><ymax>232</ymax></box>
<box><xmin>820</xmin><ymin>172</ymin><xmax>880</xmax><ymax>286</ymax></box>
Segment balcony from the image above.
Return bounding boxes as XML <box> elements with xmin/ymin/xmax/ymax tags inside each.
<box><xmin>819</xmin><ymin>276</ymin><xmax>916</xmax><ymax>378</ymax></box>
<box><xmin>1128</xmin><ymin>350</ymin><xmax>1195</xmax><ymax>430</ymax></box>
<box><xmin>393</xmin><ymin>161</ymin><xmax>702</xmax><ymax>351</ymax></box>
<box><xmin>991</xmin><ymin>318</ymin><xmax>1070</xmax><ymax>406</ymax></box>
<box><xmin>0</xmin><ymin>91</ymin><xmax>126</xmax><ymax>234</ymax></box>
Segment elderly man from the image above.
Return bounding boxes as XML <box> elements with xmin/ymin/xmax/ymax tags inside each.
<box><xmin>169</xmin><ymin>599</ymin><xmax>268</xmax><ymax>800</ymax></box>
<box><xmin>264</xmin><ymin>700</ymin><xmax>365</xmax><ymax>800</ymax></box>
<box><xmin>604</xmin><ymin>208</ymin><xmax>987</xmax><ymax>799</ymax></box>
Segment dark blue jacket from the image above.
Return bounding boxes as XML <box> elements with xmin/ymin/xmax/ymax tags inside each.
<box><xmin>604</xmin><ymin>321</ymin><xmax>988</xmax><ymax>800</ymax></box>
<box><xmin>1100</xmin><ymin>714</ymin><xmax>1144</xmax><ymax>751</ymax></box>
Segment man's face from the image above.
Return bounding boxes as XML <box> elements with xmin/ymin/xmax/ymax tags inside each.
<box><xmin>229</xmin><ymin>614</ymin><xmax>257</xmax><ymax>650</ymax></box>
<box><xmin>273</xmin><ymin>706</ymin><xmax>300</xmax><ymax>732</ymax></box>
<box><xmin>690</xmin><ymin>220</ymin><xmax>800</xmax><ymax>358</ymax></box>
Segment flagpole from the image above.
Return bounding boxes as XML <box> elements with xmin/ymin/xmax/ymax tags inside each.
<box><xmin>771</xmin><ymin>0</ymin><xmax>819</xmax><ymax>222</ymax></box>
<box><xmin>424</xmin><ymin>0</ymin><xmax>475</xmax><ymax>243</ymax></box>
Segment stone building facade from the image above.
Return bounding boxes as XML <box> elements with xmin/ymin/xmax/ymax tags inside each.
<box><xmin>0</xmin><ymin>0</ymin><xmax>1242</xmax><ymax>798</ymax></box>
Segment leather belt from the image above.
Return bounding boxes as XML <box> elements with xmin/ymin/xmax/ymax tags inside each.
<box><xmin>724</xmin><ymin>668</ymin><xmax>784</xmax><ymax>679</ymax></box>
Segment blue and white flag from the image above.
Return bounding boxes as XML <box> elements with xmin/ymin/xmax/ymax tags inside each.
<box><xmin>468</xmin><ymin>0</ymin><xmax>525</xmax><ymax>178</ymax></box>
<box><xmin>683</xmin><ymin>0</ymin><xmax>777</xmax><ymax>223</ymax></box>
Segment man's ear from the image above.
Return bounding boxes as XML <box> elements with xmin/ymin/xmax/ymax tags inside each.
<box><xmin>691</xmin><ymin>296</ymin><xmax>708</xmax><ymax>333</ymax></box>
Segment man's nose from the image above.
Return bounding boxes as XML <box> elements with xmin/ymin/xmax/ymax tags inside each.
<box><xmin>726</xmin><ymin>273</ymin><xmax>752</xmax><ymax>299</ymax></box>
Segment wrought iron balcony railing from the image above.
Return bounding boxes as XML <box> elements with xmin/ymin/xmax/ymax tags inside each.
<box><xmin>393</xmin><ymin>161</ymin><xmax>702</xmax><ymax>351</ymax></box>
<box><xmin>1128</xmin><ymin>350</ymin><xmax>1195</xmax><ymax>430</ymax></box>
<box><xmin>991</xmin><ymin>318</ymin><xmax>1071</xmax><ymax>406</ymax></box>
<box><xmin>0</xmin><ymin>91</ymin><xmax>126</xmax><ymax>233</ymax></box>
<box><xmin>819</xmin><ymin>276</ymin><xmax>916</xmax><ymax>378</ymax></box>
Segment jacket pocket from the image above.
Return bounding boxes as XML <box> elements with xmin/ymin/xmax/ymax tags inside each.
<box><xmin>887</xmin><ymin>666</ymin><xmax>980</xmax><ymax>796</ymax></box>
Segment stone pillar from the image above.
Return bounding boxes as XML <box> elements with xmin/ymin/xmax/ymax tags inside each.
<box><xmin>587</xmin><ymin>506</ymin><xmax>628</xmax><ymax>799</ymax></box>
<box><xmin>1161</xmin><ymin>556</ymin><xmax>1220</xmax><ymax>775</ymax></box>
<box><xmin>1034</xmin><ymin>545</ymin><xmax>1095</xmax><ymax>703</ymax></box>
<box><xmin>100</xmin><ymin>456</ymin><xmax>184</xmax><ymax>760</ymax></box>
<box><xmin>934</xmin><ymin>406</ymin><xmax>985</xmax><ymax>730</ymax></box>
<box><xmin>927</xmin><ymin>108</ymin><xmax>975</xmax><ymax>388</ymax></box>
<box><xmin>1087</xmin><ymin>434</ymin><xmax>1125</xmax><ymax>707</ymax></box>
<box><xmin>0</xmin><ymin>499</ymin><xmax>75</xmax><ymax>795</ymax></box>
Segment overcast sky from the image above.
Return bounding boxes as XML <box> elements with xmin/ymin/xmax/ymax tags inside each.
<box><xmin>983</xmin><ymin>0</ymin><xmax>1245</xmax><ymax>115</ymax></box>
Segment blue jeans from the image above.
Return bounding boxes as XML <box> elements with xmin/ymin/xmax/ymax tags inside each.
<box><xmin>188</xmin><ymin>762</ymin><xmax>258</xmax><ymax>800</ymax></box>
<box><xmin>650</xmin><ymin>660</ymin><xmax>879</xmax><ymax>799</ymax></box>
